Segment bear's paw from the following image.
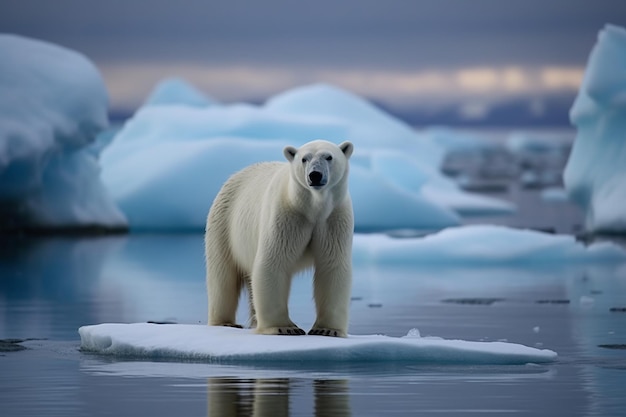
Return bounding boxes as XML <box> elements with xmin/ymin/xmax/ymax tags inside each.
<box><xmin>257</xmin><ymin>326</ymin><xmax>306</xmax><ymax>336</ymax></box>
<box><xmin>219</xmin><ymin>323</ymin><xmax>243</xmax><ymax>329</ymax></box>
<box><xmin>308</xmin><ymin>328</ymin><xmax>346</xmax><ymax>338</ymax></box>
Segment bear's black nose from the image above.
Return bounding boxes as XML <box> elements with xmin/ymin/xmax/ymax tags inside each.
<box><xmin>308</xmin><ymin>171</ymin><xmax>324</xmax><ymax>186</ymax></box>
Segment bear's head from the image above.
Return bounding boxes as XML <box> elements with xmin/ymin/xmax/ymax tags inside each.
<box><xmin>283</xmin><ymin>140</ymin><xmax>354</xmax><ymax>191</ymax></box>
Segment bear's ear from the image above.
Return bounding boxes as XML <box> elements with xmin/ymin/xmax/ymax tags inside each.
<box><xmin>283</xmin><ymin>145</ymin><xmax>298</xmax><ymax>162</ymax></box>
<box><xmin>339</xmin><ymin>141</ymin><xmax>354</xmax><ymax>159</ymax></box>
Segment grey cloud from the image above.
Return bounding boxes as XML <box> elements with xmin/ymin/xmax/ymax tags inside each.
<box><xmin>1</xmin><ymin>0</ymin><xmax>626</xmax><ymax>70</ymax></box>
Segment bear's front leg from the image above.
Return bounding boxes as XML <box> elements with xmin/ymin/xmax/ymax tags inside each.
<box><xmin>250</xmin><ymin>208</ymin><xmax>312</xmax><ymax>336</ymax></box>
<box><xmin>250</xmin><ymin>257</ymin><xmax>306</xmax><ymax>336</ymax></box>
<box><xmin>309</xmin><ymin>262</ymin><xmax>352</xmax><ymax>338</ymax></box>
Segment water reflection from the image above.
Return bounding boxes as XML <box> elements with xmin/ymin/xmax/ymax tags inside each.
<box><xmin>78</xmin><ymin>358</ymin><xmax>555</xmax><ymax>416</ymax></box>
<box><xmin>0</xmin><ymin>235</ymin><xmax>126</xmax><ymax>338</ymax></box>
<box><xmin>0</xmin><ymin>234</ymin><xmax>209</xmax><ymax>339</ymax></box>
<box><xmin>207</xmin><ymin>378</ymin><xmax>350</xmax><ymax>417</ymax></box>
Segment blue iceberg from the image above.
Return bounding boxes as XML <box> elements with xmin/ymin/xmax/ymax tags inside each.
<box><xmin>0</xmin><ymin>35</ymin><xmax>126</xmax><ymax>230</ymax></box>
<box><xmin>101</xmin><ymin>83</ymin><xmax>512</xmax><ymax>232</ymax></box>
<box><xmin>564</xmin><ymin>24</ymin><xmax>626</xmax><ymax>234</ymax></box>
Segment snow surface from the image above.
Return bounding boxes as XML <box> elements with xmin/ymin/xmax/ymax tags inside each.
<box><xmin>101</xmin><ymin>83</ymin><xmax>513</xmax><ymax>232</ymax></box>
<box><xmin>353</xmin><ymin>225</ymin><xmax>626</xmax><ymax>265</ymax></box>
<box><xmin>0</xmin><ymin>35</ymin><xmax>126</xmax><ymax>229</ymax></box>
<box><xmin>78</xmin><ymin>323</ymin><xmax>557</xmax><ymax>365</ymax></box>
<box><xmin>564</xmin><ymin>24</ymin><xmax>626</xmax><ymax>233</ymax></box>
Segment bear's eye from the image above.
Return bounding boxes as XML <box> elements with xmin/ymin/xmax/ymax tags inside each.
<box><xmin>326</xmin><ymin>155</ymin><xmax>333</xmax><ymax>161</ymax></box>
<box><xmin>301</xmin><ymin>157</ymin><xmax>307</xmax><ymax>163</ymax></box>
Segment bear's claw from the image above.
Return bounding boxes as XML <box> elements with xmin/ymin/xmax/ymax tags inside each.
<box><xmin>308</xmin><ymin>328</ymin><xmax>342</xmax><ymax>337</ymax></box>
<box><xmin>222</xmin><ymin>323</ymin><xmax>243</xmax><ymax>329</ymax></box>
<box><xmin>277</xmin><ymin>327</ymin><xmax>306</xmax><ymax>335</ymax></box>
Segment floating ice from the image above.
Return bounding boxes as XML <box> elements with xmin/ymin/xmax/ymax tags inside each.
<box><xmin>579</xmin><ymin>295</ymin><xmax>595</xmax><ymax>305</ymax></box>
<box><xmin>506</xmin><ymin>132</ymin><xmax>572</xmax><ymax>155</ymax></box>
<box><xmin>541</xmin><ymin>187</ymin><xmax>570</xmax><ymax>202</ymax></box>
<box><xmin>405</xmin><ymin>328</ymin><xmax>422</xmax><ymax>338</ymax></box>
<box><xmin>0</xmin><ymin>35</ymin><xmax>126</xmax><ymax>230</ymax></box>
<box><xmin>426</xmin><ymin>127</ymin><xmax>496</xmax><ymax>152</ymax></box>
<box><xmin>101</xmin><ymin>83</ymin><xmax>512</xmax><ymax>231</ymax></box>
<box><xmin>353</xmin><ymin>225</ymin><xmax>626</xmax><ymax>265</ymax></box>
<box><xmin>564</xmin><ymin>24</ymin><xmax>626</xmax><ymax>233</ymax></box>
<box><xmin>78</xmin><ymin>323</ymin><xmax>557</xmax><ymax>364</ymax></box>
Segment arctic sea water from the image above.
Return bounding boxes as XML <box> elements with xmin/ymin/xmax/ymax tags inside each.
<box><xmin>1</xmin><ymin>183</ymin><xmax>626</xmax><ymax>416</ymax></box>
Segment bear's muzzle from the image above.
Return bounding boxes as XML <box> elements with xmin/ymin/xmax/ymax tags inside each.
<box><xmin>308</xmin><ymin>170</ymin><xmax>327</xmax><ymax>187</ymax></box>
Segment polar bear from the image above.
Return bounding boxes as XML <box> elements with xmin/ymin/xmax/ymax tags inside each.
<box><xmin>205</xmin><ymin>140</ymin><xmax>354</xmax><ymax>337</ymax></box>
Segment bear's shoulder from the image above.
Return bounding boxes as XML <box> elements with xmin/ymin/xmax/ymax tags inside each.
<box><xmin>228</xmin><ymin>161</ymin><xmax>285</xmax><ymax>181</ymax></box>
<box><xmin>220</xmin><ymin>161</ymin><xmax>288</xmax><ymax>197</ymax></box>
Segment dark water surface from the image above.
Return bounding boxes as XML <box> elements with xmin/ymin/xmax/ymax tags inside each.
<box><xmin>1</xmin><ymin>231</ymin><xmax>626</xmax><ymax>416</ymax></box>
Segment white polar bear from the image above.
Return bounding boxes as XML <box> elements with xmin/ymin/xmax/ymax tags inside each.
<box><xmin>205</xmin><ymin>140</ymin><xmax>354</xmax><ymax>337</ymax></box>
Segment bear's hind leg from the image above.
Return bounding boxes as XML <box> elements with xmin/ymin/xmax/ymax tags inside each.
<box><xmin>207</xmin><ymin>258</ymin><xmax>243</xmax><ymax>328</ymax></box>
<box><xmin>245</xmin><ymin>276</ymin><xmax>257</xmax><ymax>329</ymax></box>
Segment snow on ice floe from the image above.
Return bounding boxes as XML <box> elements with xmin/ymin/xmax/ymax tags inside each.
<box><xmin>101</xmin><ymin>83</ymin><xmax>513</xmax><ymax>232</ymax></box>
<box><xmin>78</xmin><ymin>323</ymin><xmax>556</xmax><ymax>365</ymax></box>
<box><xmin>564</xmin><ymin>24</ymin><xmax>626</xmax><ymax>233</ymax></box>
<box><xmin>0</xmin><ymin>35</ymin><xmax>126</xmax><ymax>230</ymax></box>
<box><xmin>353</xmin><ymin>225</ymin><xmax>626</xmax><ymax>265</ymax></box>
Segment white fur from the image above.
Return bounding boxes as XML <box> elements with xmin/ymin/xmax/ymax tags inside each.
<box><xmin>205</xmin><ymin>140</ymin><xmax>354</xmax><ymax>337</ymax></box>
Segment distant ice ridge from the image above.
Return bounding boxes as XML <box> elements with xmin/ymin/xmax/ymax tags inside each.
<box><xmin>142</xmin><ymin>77</ymin><xmax>219</xmax><ymax>108</ymax></box>
<box><xmin>0</xmin><ymin>35</ymin><xmax>126</xmax><ymax>230</ymax></box>
<box><xmin>564</xmin><ymin>24</ymin><xmax>626</xmax><ymax>234</ymax></box>
<box><xmin>102</xmin><ymin>83</ymin><xmax>513</xmax><ymax>231</ymax></box>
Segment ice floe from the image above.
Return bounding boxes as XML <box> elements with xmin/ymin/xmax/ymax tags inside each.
<box><xmin>78</xmin><ymin>323</ymin><xmax>557</xmax><ymax>365</ymax></box>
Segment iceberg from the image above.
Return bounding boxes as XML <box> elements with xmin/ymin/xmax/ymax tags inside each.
<box><xmin>101</xmin><ymin>83</ymin><xmax>512</xmax><ymax>231</ymax></box>
<box><xmin>0</xmin><ymin>35</ymin><xmax>126</xmax><ymax>230</ymax></box>
<box><xmin>78</xmin><ymin>323</ymin><xmax>557</xmax><ymax>365</ymax></box>
<box><xmin>564</xmin><ymin>24</ymin><xmax>626</xmax><ymax>233</ymax></box>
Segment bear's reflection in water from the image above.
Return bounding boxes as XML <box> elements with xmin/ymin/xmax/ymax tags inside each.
<box><xmin>207</xmin><ymin>378</ymin><xmax>351</xmax><ymax>417</ymax></box>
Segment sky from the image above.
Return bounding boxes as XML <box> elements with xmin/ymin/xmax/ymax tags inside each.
<box><xmin>2</xmin><ymin>0</ymin><xmax>626</xmax><ymax>123</ymax></box>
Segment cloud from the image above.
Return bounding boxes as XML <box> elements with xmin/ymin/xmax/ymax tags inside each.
<box><xmin>541</xmin><ymin>67</ymin><xmax>585</xmax><ymax>90</ymax></box>
<box><xmin>100</xmin><ymin>62</ymin><xmax>584</xmax><ymax>111</ymax></box>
